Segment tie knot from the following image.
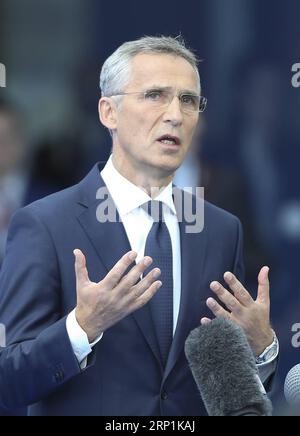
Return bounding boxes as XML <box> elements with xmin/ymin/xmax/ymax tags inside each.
<box><xmin>142</xmin><ymin>200</ymin><xmax>164</xmax><ymax>222</ymax></box>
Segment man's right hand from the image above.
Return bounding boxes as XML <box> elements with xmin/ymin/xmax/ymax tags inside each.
<box><xmin>73</xmin><ymin>249</ymin><xmax>162</xmax><ymax>342</ymax></box>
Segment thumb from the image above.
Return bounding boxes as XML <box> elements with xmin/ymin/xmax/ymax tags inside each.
<box><xmin>74</xmin><ymin>249</ymin><xmax>90</xmax><ymax>288</ymax></box>
<box><xmin>200</xmin><ymin>317</ymin><xmax>212</xmax><ymax>326</ymax></box>
<box><xmin>257</xmin><ymin>266</ymin><xmax>270</xmax><ymax>304</ymax></box>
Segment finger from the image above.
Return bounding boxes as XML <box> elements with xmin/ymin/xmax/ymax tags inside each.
<box><xmin>120</xmin><ymin>256</ymin><xmax>154</xmax><ymax>289</ymax></box>
<box><xmin>257</xmin><ymin>266</ymin><xmax>270</xmax><ymax>304</ymax></box>
<box><xmin>130</xmin><ymin>268</ymin><xmax>161</xmax><ymax>299</ymax></box>
<box><xmin>223</xmin><ymin>272</ymin><xmax>253</xmax><ymax>307</ymax></box>
<box><xmin>200</xmin><ymin>317</ymin><xmax>212</xmax><ymax>325</ymax></box>
<box><xmin>133</xmin><ymin>280</ymin><xmax>162</xmax><ymax>311</ymax></box>
<box><xmin>210</xmin><ymin>281</ymin><xmax>243</xmax><ymax>315</ymax></box>
<box><xmin>102</xmin><ymin>251</ymin><xmax>138</xmax><ymax>288</ymax></box>
<box><xmin>206</xmin><ymin>297</ymin><xmax>231</xmax><ymax>319</ymax></box>
<box><xmin>74</xmin><ymin>249</ymin><xmax>90</xmax><ymax>287</ymax></box>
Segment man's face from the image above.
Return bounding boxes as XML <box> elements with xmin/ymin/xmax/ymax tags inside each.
<box><xmin>105</xmin><ymin>53</ymin><xmax>200</xmax><ymax>178</ymax></box>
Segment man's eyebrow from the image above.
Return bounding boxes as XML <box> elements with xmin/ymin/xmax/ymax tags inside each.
<box><xmin>145</xmin><ymin>85</ymin><xmax>199</xmax><ymax>94</ymax></box>
<box><xmin>145</xmin><ymin>85</ymin><xmax>172</xmax><ymax>91</ymax></box>
<box><xmin>180</xmin><ymin>89</ymin><xmax>200</xmax><ymax>95</ymax></box>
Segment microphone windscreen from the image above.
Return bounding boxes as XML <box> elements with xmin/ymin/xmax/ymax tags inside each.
<box><xmin>284</xmin><ymin>364</ymin><xmax>300</xmax><ymax>405</ymax></box>
<box><xmin>185</xmin><ymin>317</ymin><xmax>272</xmax><ymax>416</ymax></box>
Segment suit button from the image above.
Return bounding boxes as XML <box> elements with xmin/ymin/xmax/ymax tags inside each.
<box><xmin>161</xmin><ymin>392</ymin><xmax>168</xmax><ymax>400</ymax></box>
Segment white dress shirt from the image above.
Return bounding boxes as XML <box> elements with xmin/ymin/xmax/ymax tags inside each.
<box><xmin>66</xmin><ymin>156</ymin><xmax>278</xmax><ymax>382</ymax></box>
<box><xmin>67</xmin><ymin>155</ymin><xmax>181</xmax><ymax>366</ymax></box>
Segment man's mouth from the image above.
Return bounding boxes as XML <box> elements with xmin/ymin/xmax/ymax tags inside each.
<box><xmin>157</xmin><ymin>135</ymin><xmax>181</xmax><ymax>146</ymax></box>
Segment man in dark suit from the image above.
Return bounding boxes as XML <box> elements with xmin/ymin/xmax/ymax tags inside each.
<box><xmin>0</xmin><ymin>36</ymin><xmax>278</xmax><ymax>416</ymax></box>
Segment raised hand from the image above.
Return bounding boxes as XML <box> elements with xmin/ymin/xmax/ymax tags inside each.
<box><xmin>74</xmin><ymin>249</ymin><xmax>162</xmax><ymax>342</ymax></box>
<box><xmin>201</xmin><ymin>267</ymin><xmax>274</xmax><ymax>356</ymax></box>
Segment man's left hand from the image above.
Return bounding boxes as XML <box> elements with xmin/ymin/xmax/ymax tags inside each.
<box><xmin>201</xmin><ymin>266</ymin><xmax>274</xmax><ymax>356</ymax></box>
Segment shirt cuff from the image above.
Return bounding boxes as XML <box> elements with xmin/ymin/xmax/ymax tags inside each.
<box><xmin>257</xmin><ymin>359</ymin><xmax>278</xmax><ymax>385</ymax></box>
<box><xmin>256</xmin><ymin>332</ymin><xmax>279</xmax><ymax>366</ymax></box>
<box><xmin>66</xmin><ymin>309</ymin><xmax>103</xmax><ymax>368</ymax></box>
<box><xmin>255</xmin><ymin>332</ymin><xmax>279</xmax><ymax>384</ymax></box>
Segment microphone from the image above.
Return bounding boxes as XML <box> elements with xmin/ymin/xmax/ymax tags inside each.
<box><xmin>284</xmin><ymin>364</ymin><xmax>300</xmax><ymax>413</ymax></box>
<box><xmin>185</xmin><ymin>317</ymin><xmax>272</xmax><ymax>416</ymax></box>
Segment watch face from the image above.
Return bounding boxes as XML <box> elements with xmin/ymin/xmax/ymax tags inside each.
<box><xmin>265</xmin><ymin>348</ymin><xmax>276</xmax><ymax>361</ymax></box>
<box><xmin>256</xmin><ymin>336</ymin><xmax>278</xmax><ymax>364</ymax></box>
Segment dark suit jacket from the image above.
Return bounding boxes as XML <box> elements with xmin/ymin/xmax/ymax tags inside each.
<box><xmin>0</xmin><ymin>162</ymin><xmax>245</xmax><ymax>416</ymax></box>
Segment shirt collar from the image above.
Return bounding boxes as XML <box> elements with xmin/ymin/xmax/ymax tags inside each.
<box><xmin>101</xmin><ymin>155</ymin><xmax>177</xmax><ymax>217</ymax></box>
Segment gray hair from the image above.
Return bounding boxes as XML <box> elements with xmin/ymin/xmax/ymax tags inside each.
<box><xmin>100</xmin><ymin>35</ymin><xmax>201</xmax><ymax>97</ymax></box>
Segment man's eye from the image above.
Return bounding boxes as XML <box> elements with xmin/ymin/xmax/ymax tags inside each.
<box><xmin>145</xmin><ymin>90</ymin><xmax>163</xmax><ymax>101</ymax></box>
<box><xmin>181</xmin><ymin>95</ymin><xmax>196</xmax><ymax>105</ymax></box>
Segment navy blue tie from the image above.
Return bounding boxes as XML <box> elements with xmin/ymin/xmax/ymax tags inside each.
<box><xmin>143</xmin><ymin>200</ymin><xmax>173</xmax><ymax>366</ymax></box>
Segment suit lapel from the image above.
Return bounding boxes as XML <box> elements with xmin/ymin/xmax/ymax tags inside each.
<box><xmin>76</xmin><ymin>164</ymin><xmax>162</xmax><ymax>366</ymax></box>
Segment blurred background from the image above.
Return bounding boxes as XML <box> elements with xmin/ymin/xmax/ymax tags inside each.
<box><xmin>0</xmin><ymin>0</ymin><xmax>300</xmax><ymax>416</ymax></box>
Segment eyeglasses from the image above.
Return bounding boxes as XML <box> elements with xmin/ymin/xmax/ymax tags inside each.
<box><xmin>108</xmin><ymin>88</ymin><xmax>207</xmax><ymax>114</ymax></box>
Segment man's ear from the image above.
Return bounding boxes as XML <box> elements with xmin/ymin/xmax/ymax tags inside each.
<box><xmin>98</xmin><ymin>97</ymin><xmax>117</xmax><ymax>130</ymax></box>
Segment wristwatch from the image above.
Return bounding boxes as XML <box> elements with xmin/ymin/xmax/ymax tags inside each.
<box><xmin>255</xmin><ymin>331</ymin><xmax>279</xmax><ymax>365</ymax></box>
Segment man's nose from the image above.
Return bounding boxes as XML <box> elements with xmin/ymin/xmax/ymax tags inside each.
<box><xmin>162</xmin><ymin>96</ymin><xmax>183</xmax><ymax>126</ymax></box>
